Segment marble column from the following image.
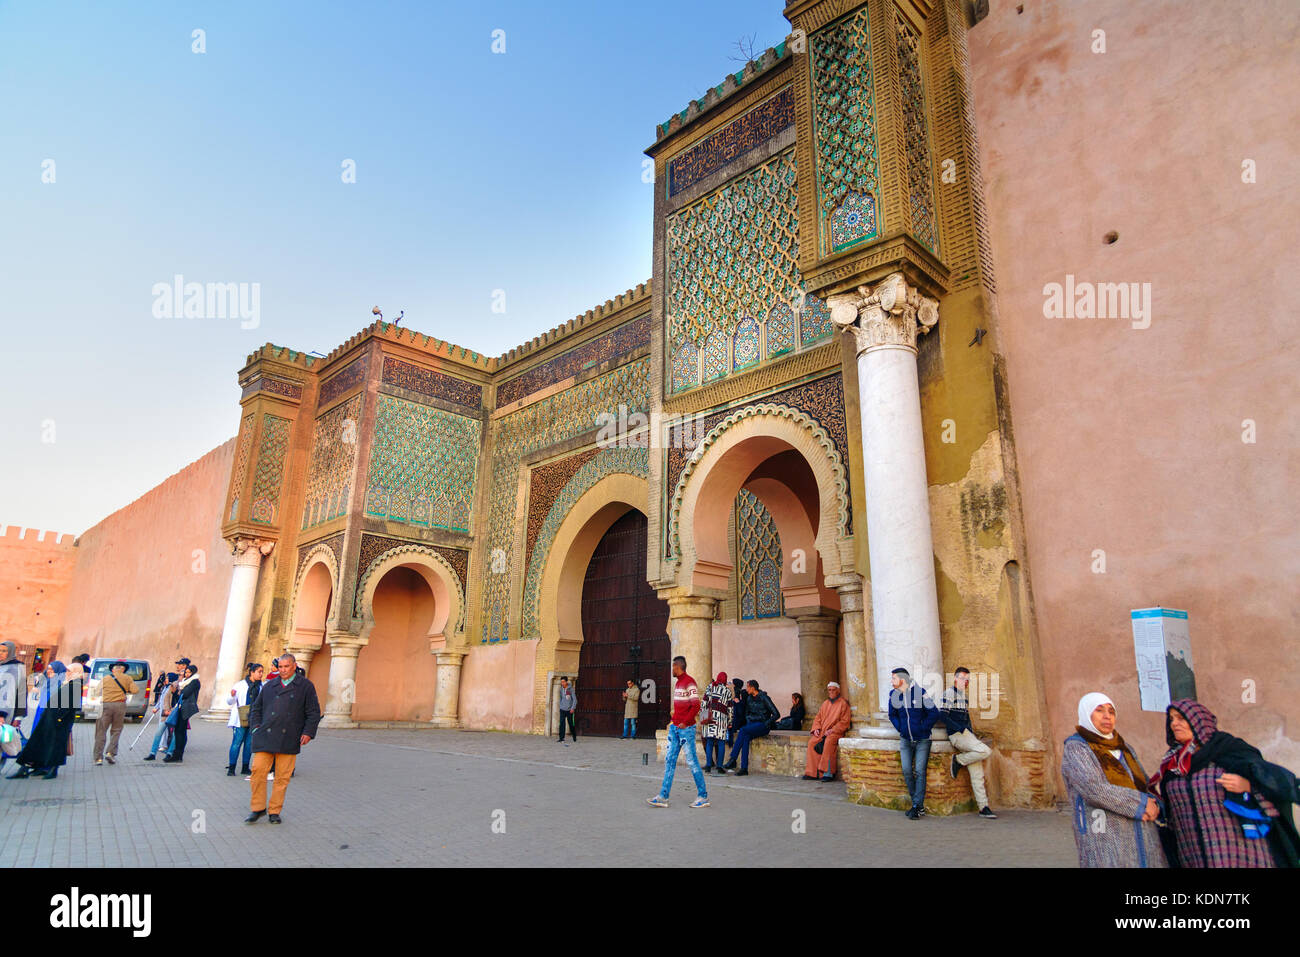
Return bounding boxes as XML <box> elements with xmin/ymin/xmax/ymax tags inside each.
<box><xmin>203</xmin><ymin>537</ymin><xmax>273</xmax><ymax>721</ymax></box>
<box><xmin>666</xmin><ymin>596</ymin><xmax>716</xmax><ymax>713</ymax></box>
<box><xmin>830</xmin><ymin>273</ymin><xmax>944</xmax><ymax>708</ymax></box>
<box><xmin>319</xmin><ymin>633</ymin><xmax>367</xmax><ymax>729</ymax></box>
<box><xmin>430</xmin><ymin>649</ymin><xmax>466</xmax><ymax>728</ymax></box>
<box><xmin>832</xmin><ymin>576</ymin><xmax>877</xmax><ymax>729</ymax></box>
<box><xmin>794</xmin><ymin>613</ymin><xmax>840</xmax><ymax>725</ymax></box>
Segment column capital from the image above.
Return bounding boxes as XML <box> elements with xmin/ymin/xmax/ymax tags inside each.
<box><xmin>325</xmin><ymin>633</ymin><xmax>367</xmax><ymax>657</ymax></box>
<box><xmin>828</xmin><ymin>271</ymin><xmax>938</xmax><ymax>356</ymax></box>
<box><xmin>664</xmin><ymin>594</ymin><xmax>718</xmax><ymax>620</ymax></box>
<box><xmin>229</xmin><ymin>536</ymin><xmax>275</xmax><ymax>565</ymax></box>
<box><xmin>434</xmin><ymin>650</ymin><xmax>467</xmax><ymax>665</ymax></box>
<box><xmin>833</xmin><ymin>578</ymin><xmax>866</xmax><ymax>614</ymax></box>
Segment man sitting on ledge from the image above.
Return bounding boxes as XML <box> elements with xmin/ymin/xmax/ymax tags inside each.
<box><xmin>803</xmin><ymin>681</ymin><xmax>852</xmax><ymax>782</ymax></box>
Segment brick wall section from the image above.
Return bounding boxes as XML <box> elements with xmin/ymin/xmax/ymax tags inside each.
<box><xmin>840</xmin><ymin>746</ymin><xmax>975</xmax><ymax>814</ymax></box>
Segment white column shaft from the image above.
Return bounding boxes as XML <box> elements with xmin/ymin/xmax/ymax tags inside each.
<box><xmin>858</xmin><ymin>345</ymin><xmax>943</xmax><ymax>708</ymax></box>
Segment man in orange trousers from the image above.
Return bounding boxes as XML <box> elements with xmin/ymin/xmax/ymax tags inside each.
<box><xmin>803</xmin><ymin>681</ymin><xmax>851</xmax><ymax>781</ymax></box>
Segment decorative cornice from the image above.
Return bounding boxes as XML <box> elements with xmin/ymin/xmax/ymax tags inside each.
<box><xmin>661</xmin><ymin>341</ymin><xmax>841</xmax><ymax>416</ymax></box>
<box><xmin>829</xmin><ymin>271</ymin><xmax>938</xmax><ymax>355</ymax></box>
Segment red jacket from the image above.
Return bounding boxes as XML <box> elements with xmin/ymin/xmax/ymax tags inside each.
<box><xmin>671</xmin><ymin>673</ymin><xmax>701</xmax><ymax>727</ymax></box>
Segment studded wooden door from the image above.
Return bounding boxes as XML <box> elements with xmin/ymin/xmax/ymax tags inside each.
<box><xmin>577</xmin><ymin>509</ymin><xmax>669</xmax><ymax>738</ymax></box>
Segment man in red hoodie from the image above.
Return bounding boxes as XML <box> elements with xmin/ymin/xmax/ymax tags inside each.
<box><xmin>647</xmin><ymin>656</ymin><xmax>709</xmax><ymax>809</ymax></box>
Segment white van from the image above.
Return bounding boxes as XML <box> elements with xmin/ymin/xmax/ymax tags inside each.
<box><xmin>82</xmin><ymin>659</ymin><xmax>152</xmax><ymax>722</ymax></box>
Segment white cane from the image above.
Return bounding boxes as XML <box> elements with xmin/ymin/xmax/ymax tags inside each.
<box><xmin>129</xmin><ymin>708</ymin><xmax>156</xmax><ymax>751</ymax></box>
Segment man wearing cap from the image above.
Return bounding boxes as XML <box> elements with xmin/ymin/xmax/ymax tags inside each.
<box><xmin>802</xmin><ymin>681</ymin><xmax>852</xmax><ymax>782</ymax></box>
<box><xmin>94</xmin><ymin>660</ymin><xmax>136</xmax><ymax>766</ymax></box>
<box><xmin>888</xmin><ymin>667</ymin><xmax>939</xmax><ymax>819</ymax></box>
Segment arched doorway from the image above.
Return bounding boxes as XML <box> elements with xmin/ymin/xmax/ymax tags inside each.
<box><xmin>576</xmin><ymin>509</ymin><xmax>668</xmax><ymax>738</ymax></box>
<box><xmin>354</xmin><ymin>565</ymin><xmax>437</xmax><ymax>722</ymax></box>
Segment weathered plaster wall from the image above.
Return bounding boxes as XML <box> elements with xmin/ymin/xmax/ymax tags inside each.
<box><xmin>969</xmin><ymin>0</ymin><xmax>1300</xmax><ymax>772</ymax></box>
<box><xmin>459</xmin><ymin>638</ymin><xmax>538</xmax><ymax>732</ymax></box>
<box><xmin>712</xmin><ymin>619</ymin><xmax>801</xmax><ymax>718</ymax></box>
<box><xmin>60</xmin><ymin>440</ymin><xmax>238</xmax><ymax>711</ymax></box>
<box><xmin>0</xmin><ymin>527</ymin><xmax>78</xmax><ymax>661</ymax></box>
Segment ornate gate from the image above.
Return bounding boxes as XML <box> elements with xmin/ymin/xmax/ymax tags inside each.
<box><xmin>577</xmin><ymin>509</ymin><xmax>669</xmax><ymax>738</ymax></box>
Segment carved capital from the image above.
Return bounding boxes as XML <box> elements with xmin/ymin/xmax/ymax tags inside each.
<box><xmin>828</xmin><ymin>272</ymin><xmax>938</xmax><ymax>356</ymax></box>
<box><xmin>229</xmin><ymin>536</ymin><xmax>274</xmax><ymax>566</ymax></box>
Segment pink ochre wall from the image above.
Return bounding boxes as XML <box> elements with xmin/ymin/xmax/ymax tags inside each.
<box><xmin>459</xmin><ymin>638</ymin><xmax>538</xmax><ymax>732</ymax></box>
<box><xmin>969</xmin><ymin>1</ymin><xmax>1300</xmax><ymax>770</ymax></box>
<box><xmin>59</xmin><ymin>440</ymin><xmax>238</xmax><ymax>710</ymax></box>
<box><xmin>0</xmin><ymin>527</ymin><xmax>77</xmax><ymax>657</ymax></box>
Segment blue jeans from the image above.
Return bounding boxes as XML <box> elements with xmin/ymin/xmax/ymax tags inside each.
<box><xmin>726</xmin><ymin>721</ymin><xmax>770</xmax><ymax>770</ymax></box>
<box><xmin>228</xmin><ymin>726</ymin><xmax>252</xmax><ymax>769</ymax></box>
<box><xmin>622</xmin><ymin>718</ymin><xmax>637</xmax><ymax>738</ymax></box>
<box><xmin>658</xmin><ymin>724</ymin><xmax>707</xmax><ymax>800</ymax></box>
<box><xmin>149</xmin><ymin>716</ymin><xmax>175</xmax><ymax>756</ymax></box>
<box><xmin>703</xmin><ymin>736</ymin><xmax>727</xmax><ymax>767</ymax></box>
<box><xmin>899</xmin><ymin>738</ymin><xmax>932</xmax><ymax>809</ymax></box>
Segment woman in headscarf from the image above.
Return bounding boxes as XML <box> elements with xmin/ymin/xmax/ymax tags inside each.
<box><xmin>701</xmin><ymin>672</ymin><xmax>733</xmax><ymax>773</ymax></box>
<box><xmin>7</xmin><ymin>661</ymin><xmax>77</xmax><ymax>779</ymax></box>
<box><xmin>1060</xmin><ymin>692</ymin><xmax>1167</xmax><ymax>867</ymax></box>
<box><xmin>1148</xmin><ymin>698</ymin><xmax>1299</xmax><ymax>868</ymax></box>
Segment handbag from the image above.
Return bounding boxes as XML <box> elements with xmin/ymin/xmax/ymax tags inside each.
<box><xmin>814</xmin><ymin>737</ymin><xmax>825</xmax><ymax>754</ymax></box>
<box><xmin>238</xmin><ymin>705</ymin><xmax>251</xmax><ymax>728</ymax></box>
<box><xmin>165</xmin><ymin>707</ymin><xmax>179</xmax><ymax>727</ymax></box>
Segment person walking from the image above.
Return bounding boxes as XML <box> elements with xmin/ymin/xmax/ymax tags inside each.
<box><xmin>226</xmin><ymin>663</ymin><xmax>264</xmax><ymax>776</ymax></box>
<box><xmin>556</xmin><ymin>676</ymin><xmax>577</xmax><ymax>744</ymax></box>
<box><xmin>1148</xmin><ymin>698</ymin><xmax>1299</xmax><ymax>868</ymax></box>
<box><xmin>245</xmin><ymin>653</ymin><xmax>321</xmax><ymax>824</ymax></box>
<box><xmin>620</xmin><ymin>678</ymin><xmax>640</xmax><ymax>739</ymax></box>
<box><xmin>8</xmin><ymin>662</ymin><xmax>77</xmax><ymax>780</ymax></box>
<box><xmin>93</xmin><ymin>660</ymin><xmax>136</xmax><ymax>766</ymax></box>
<box><xmin>722</xmin><ymin>680</ymin><xmax>778</xmax><ymax>776</ymax></box>
<box><xmin>143</xmin><ymin>664</ymin><xmax>180</xmax><ymax>761</ymax></box>
<box><xmin>941</xmin><ymin>666</ymin><xmax>997</xmax><ymax>819</ymax></box>
<box><xmin>803</xmin><ymin>681</ymin><xmax>852</xmax><ymax>782</ymax></box>
<box><xmin>164</xmin><ymin>663</ymin><xmax>201</xmax><ymax>764</ymax></box>
<box><xmin>701</xmin><ymin>672</ymin><xmax>733</xmax><ymax>772</ymax></box>
<box><xmin>646</xmin><ymin>656</ymin><xmax>708</xmax><ymax>809</ymax></box>
<box><xmin>888</xmin><ymin>668</ymin><xmax>938</xmax><ymax>819</ymax></box>
<box><xmin>1061</xmin><ymin>692</ymin><xmax>1167</xmax><ymax>868</ymax></box>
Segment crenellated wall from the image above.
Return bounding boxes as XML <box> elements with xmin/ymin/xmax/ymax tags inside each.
<box><xmin>0</xmin><ymin>527</ymin><xmax>78</xmax><ymax>666</ymax></box>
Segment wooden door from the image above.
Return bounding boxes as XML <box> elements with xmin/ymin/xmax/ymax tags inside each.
<box><xmin>577</xmin><ymin>510</ymin><xmax>669</xmax><ymax>738</ymax></box>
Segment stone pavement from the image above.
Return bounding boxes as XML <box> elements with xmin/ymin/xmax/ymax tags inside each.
<box><xmin>0</xmin><ymin>720</ymin><xmax>1077</xmax><ymax>867</ymax></box>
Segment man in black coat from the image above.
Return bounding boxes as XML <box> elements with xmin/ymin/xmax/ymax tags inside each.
<box><xmin>245</xmin><ymin>653</ymin><xmax>321</xmax><ymax>824</ymax></box>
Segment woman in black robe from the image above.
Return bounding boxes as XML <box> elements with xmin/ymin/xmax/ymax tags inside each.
<box><xmin>8</xmin><ymin>661</ymin><xmax>78</xmax><ymax>779</ymax></box>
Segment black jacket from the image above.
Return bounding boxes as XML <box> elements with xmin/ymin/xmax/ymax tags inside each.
<box><xmin>1193</xmin><ymin>731</ymin><xmax>1300</xmax><ymax>867</ymax></box>
<box><xmin>744</xmin><ymin>690</ymin><xmax>779</xmax><ymax>729</ymax></box>
<box><xmin>175</xmin><ymin>678</ymin><xmax>201</xmax><ymax>722</ymax></box>
<box><xmin>249</xmin><ymin>675</ymin><xmax>321</xmax><ymax>755</ymax></box>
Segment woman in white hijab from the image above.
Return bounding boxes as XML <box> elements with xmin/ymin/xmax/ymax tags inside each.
<box><xmin>1060</xmin><ymin>692</ymin><xmax>1168</xmax><ymax>868</ymax></box>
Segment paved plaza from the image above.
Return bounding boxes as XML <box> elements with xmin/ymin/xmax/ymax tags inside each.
<box><xmin>1</xmin><ymin>720</ymin><xmax>1077</xmax><ymax>867</ymax></box>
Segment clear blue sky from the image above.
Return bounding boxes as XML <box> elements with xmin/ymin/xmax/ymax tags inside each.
<box><xmin>0</xmin><ymin>0</ymin><xmax>792</xmax><ymax>535</ymax></box>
